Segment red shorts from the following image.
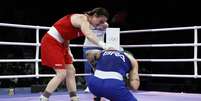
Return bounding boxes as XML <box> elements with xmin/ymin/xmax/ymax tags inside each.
<box><xmin>41</xmin><ymin>33</ymin><xmax>73</xmax><ymax>69</ymax></box>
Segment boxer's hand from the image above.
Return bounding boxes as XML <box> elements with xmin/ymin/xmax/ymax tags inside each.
<box><xmin>129</xmin><ymin>75</ymin><xmax>140</xmax><ymax>91</ymax></box>
<box><xmin>98</xmin><ymin>41</ymin><xmax>121</xmax><ymax>50</ymax></box>
<box><xmin>104</xmin><ymin>43</ymin><xmax>118</xmax><ymax>50</ymax></box>
<box><xmin>68</xmin><ymin>47</ymin><xmax>74</xmax><ymax>60</ymax></box>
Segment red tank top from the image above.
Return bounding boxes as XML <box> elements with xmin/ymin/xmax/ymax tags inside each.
<box><xmin>53</xmin><ymin>14</ymin><xmax>84</xmax><ymax>41</ymax></box>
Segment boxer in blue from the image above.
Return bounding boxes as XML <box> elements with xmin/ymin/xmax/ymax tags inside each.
<box><xmin>85</xmin><ymin>50</ymin><xmax>140</xmax><ymax>101</ymax></box>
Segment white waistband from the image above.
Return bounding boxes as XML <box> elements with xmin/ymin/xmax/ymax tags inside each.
<box><xmin>47</xmin><ymin>26</ymin><xmax>64</xmax><ymax>43</ymax></box>
<box><xmin>94</xmin><ymin>70</ymin><xmax>123</xmax><ymax>81</ymax></box>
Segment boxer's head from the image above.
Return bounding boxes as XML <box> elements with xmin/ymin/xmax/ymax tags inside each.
<box><xmin>86</xmin><ymin>7</ymin><xmax>109</xmax><ymax>27</ymax></box>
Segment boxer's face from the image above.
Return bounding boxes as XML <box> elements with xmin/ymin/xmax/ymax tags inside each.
<box><xmin>90</xmin><ymin>15</ymin><xmax>107</xmax><ymax>27</ymax></box>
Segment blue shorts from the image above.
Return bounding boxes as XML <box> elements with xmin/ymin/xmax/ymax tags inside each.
<box><xmin>87</xmin><ymin>76</ymin><xmax>137</xmax><ymax>101</ymax></box>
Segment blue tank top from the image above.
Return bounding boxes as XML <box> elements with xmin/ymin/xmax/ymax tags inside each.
<box><xmin>96</xmin><ymin>51</ymin><xmax>132</xmax><ymax>77</ymax></box>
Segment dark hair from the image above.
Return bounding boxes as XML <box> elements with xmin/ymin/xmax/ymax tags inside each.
<box><xmin>85</xmin><ymin>7</ymin><xmax>109</xmax><ymax>19</ymax></box>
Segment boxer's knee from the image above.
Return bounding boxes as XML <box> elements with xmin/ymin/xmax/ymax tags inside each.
<box><xmin>54</xmin><ymin>69</ymin><xmax>66</xmax><ymax>80</ymax></box>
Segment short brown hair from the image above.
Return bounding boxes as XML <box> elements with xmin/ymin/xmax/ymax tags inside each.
<box><xmin>85</xmin><ymin>7</ymin><xmax>109</xmax><ymax>19</ymax></box>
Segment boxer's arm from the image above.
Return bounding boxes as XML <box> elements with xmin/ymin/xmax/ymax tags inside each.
<box><xmin>65</xmin><ymin>41</ymin><xmax>74</xmax><ymax>60</ymax></box>
<box><xmin>86</xmin><ymin>50</ymin><xmax>101</xmax><ymax>68</ymax></box>
<box><xmin>71</xmin><ymin>14</ymin><xmax>106</xmax><ymax>49</ymax></box>
<box><xmin>124</xmin><ymin>53</ymin><xmax>140</xmax><ymax>91</ymax></box>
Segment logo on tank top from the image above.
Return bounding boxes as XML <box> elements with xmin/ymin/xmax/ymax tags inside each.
<box><xmin>103</xmin><ymin>51</ymin><xmax>125</xmax><ymax>62</ymax></box>
<box><xmin>55</xmin><ymin>64</ymin><xmax>63</xmax><ymax>67</ymax></box>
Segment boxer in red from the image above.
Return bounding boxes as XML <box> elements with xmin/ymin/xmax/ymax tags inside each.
<box><xmin>40</xmin><ymin>7</ymin><xmax>112</xmax><ymax>101</ymax></box>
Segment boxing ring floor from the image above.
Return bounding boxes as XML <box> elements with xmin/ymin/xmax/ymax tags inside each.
<box><xmin>1</xmin><ymin>90</ymin><xmax>201</xmax><ymax>101</ymax></box>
